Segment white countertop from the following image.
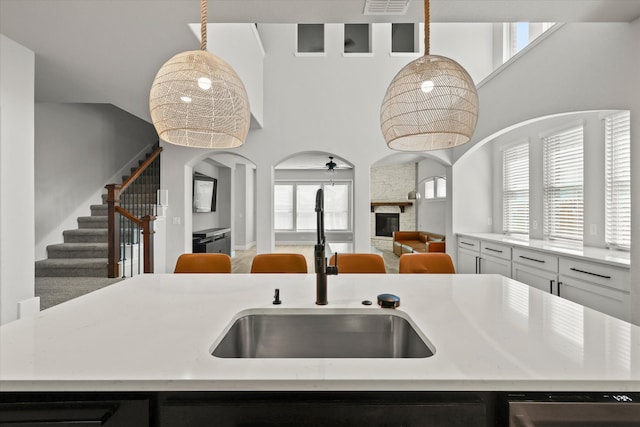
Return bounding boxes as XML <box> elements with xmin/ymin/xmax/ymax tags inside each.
<box><xmin>1</xmin><ymin>273</ymin><xmax>639</xmax><ymax>392</ymax></box>
<box><xmin>457</xmin><ymin>232</ymin><xmax>630</xmax><ymax>268</ymax></box>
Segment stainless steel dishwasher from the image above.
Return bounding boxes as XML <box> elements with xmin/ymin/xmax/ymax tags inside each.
<box><xmin>506</xmin><ymin>392</ymin><xmax>640</xmax><ymax>426</ymax></box>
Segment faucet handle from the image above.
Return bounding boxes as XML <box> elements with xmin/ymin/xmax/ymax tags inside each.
<box><xmin>327</xmin><ymin>252</ymin><xmax>339</xmax><ymax>275</ymax></box>
<box><xmin>273</xmin><ymin>288</ymin><xmax>282</xmax><ymax>305</ymax></box>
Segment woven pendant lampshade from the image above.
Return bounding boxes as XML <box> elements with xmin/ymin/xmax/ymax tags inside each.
<box><xmin>149</xmin><ymin>0</ymin><xmax>250</xmax><ymax>148</ymax></box>
<box><xmin>380</xmin><ymin>0</ymin><xmax>478</xmax><ymax>151</ymax></box>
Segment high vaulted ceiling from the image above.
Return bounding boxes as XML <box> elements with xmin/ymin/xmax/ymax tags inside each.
<box><xmin>1</xmin><ymin>0</ymin><xmax>639</xmax><ymax>124</ymax></box>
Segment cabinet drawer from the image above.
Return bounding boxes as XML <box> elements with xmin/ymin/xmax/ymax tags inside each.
<box><xmin>457</xmin><ymin>237</ymin><xmax>480</xmax><ymax>252</ymax></box>
<box><xmin>480</xmin><ymin>241</ymin><xmax>511</xmax><ymax>261</ymax></box>
<box><xmin>559</xmin><ymin>258</ymin><xmax>630</xmax><ymax>292</ymax></box>
<box><xmin>512</xmin><ymin>248</ymin><xmax>558</xmax><ymax>273</ymax></box>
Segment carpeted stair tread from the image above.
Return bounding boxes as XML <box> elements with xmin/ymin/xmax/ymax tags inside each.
<box><xmin>77</xmin><ymin>216</ymin><xmax>108</xmax><ymax>229</ymax></box>
<box><xmin>47</xmin><ymin>243</ymin><xmax>108</xmax><ymax>259</ymax></box>
<box><xmin>63</xmin><ymin>228</ymin><xmax>108</xmax><ymax>243</ymax></box>
<box><xmin>35</xmin><ymin>258</ymin><xmax>108</xmax><ymax>277</ymax></box>
<box><xmin>90</xmin><ymin>204</ymin><xmax>108</xmax><ymax>216</ymax></box>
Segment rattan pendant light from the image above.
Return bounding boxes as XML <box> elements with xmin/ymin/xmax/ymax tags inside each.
<box><xmin>380</xmin><ymin>0</ymin><xmax>478</xmax><ymax>151</ymax></box>
<box><xmin>149</xmin><ymin>0</ymin><xmax>250</xmax><ymax>148</ymax></box>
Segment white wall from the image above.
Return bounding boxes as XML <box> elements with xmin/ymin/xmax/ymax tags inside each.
<box><xmin>452</xmin><ymin>142</ymin><xmax>494</xmax><ymax>234</ymax></box>
<box><xmin>417</xmin><ymin>158</ymin><xmax>447</xmax><ymax>234</ymax></box>
<box><xmin>35</xmin><ymin>103</ymin><xmax>156</xmax><ymax>259</ymax></box>
<box><xmin>232</xmin><ymin>161</ymin><xmax>256</xmax><ymax>250</ymax></box>
<box><xmin>430</xmin><ymin>23</ymin><xmax>495</xmax><ymax>84</ymax></box>
<box><xmin>0</xmin><ymin>35</ymin><xmax>35</xmax><ymax>324</ymax></box>
<box><xmin>204</xmin><ymin>24</ymin><xmax>265</xmax><ymax>127</ymax></box>
<box><xmin>452</xmin><ymin>21</ymin><xmax>640</xmax><ymax>325</ymax></box>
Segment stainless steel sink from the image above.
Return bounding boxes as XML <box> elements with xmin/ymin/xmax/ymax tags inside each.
<box><xmin>211</xmin><ymin>309</ymin><xmax>434</xmax><ymax>358</ymax></box>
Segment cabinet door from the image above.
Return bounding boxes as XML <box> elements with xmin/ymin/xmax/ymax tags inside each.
<box><xmin>457</xmin><ymin>248</ymin><xmax>479</xmax><ymax>274</ymax></box>
<box><xmin>479</xmin><ymin>256</ymin><xmax>511</xmax><ymax>278</ymax></box>
<box><xmin>512</xmin><ymin>263</ymin><xmax>557</xmax><ymax>293</ymax></box>
<box><xmin>558</xmin><ymin>275</ymin><xmax>630</xmax><ymax>322</ymax></box>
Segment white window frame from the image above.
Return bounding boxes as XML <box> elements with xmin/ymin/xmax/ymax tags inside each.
<box><xmin>423</xmin><ymin>176</ymin><xmax>446</xmax><ymax>200</ymax></box>
<box><xmin>274</xmin><ymin>180</ymin><xmax>352</xmax><ymax>232</ymax></box>
<box><xmin>502</xmin><ymin>141</ymin><xmax>529</xmax><ymax>235</ymax></box>
<box><xmin>543</xmin><ymin>125</ymin><xmax>584</xmax><ymax>243</ymax></box>
<box><xmin>605</xmin><ymin>111</ymin><xmax>631</xmax><ymax>250</ymax></box>
<box><xmin>503</xmin><ymin>22</ymin><xmax>555</xmax><ymax>63</ymax></box>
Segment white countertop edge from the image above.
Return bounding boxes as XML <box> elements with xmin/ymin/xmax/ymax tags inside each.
<box><xmin>3</xmin><ymin>379</ymin><xmax>639</xmax><ymax>393</ymax></box>
<box><xmin>456</xmin><ymin>233</ymin><xmax>630</xmax><ymax>268</ymax></box>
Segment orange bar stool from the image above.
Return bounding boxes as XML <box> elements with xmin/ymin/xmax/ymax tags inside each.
<box><xmin>328</xmin><ymin>253</ymin><xmax>386</xmax><ymax>273</ymax></box>
<box><xmin>174</xmin><ymin>253</ymin><xmax>232</xmax><ymax>273</ymax></box>
<box><xmin>399</xmin><ymin>253</ymin><xmax>456</xmax><ymax>274</ymax></box>
<box><xmin>250</xmin><ymin>253</ymin><xmax>308</xmax><ymax>273</ymax></box>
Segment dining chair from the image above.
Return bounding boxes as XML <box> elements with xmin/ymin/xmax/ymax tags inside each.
<box><xmin>173</xmin><ymin>253</ymin><xmax>232</xmax><ymax>273</ymax></box>
<box><xmin>250</xmin><ymin>253</ymin><xmax>308</xmax><ymax>273</ymax></box>
<box><xmin>328</xmin><ymin>253</ymin><xmax>386</xmax><ymax>274</ymax></box>
<box><xmin>399</xmin><ymin>253</ymin><xmax>456</xmax><ymax>274</ymax></box>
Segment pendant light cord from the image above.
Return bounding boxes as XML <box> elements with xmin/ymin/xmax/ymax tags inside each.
<box><xmin>200</xmin><ymin>0</ymin><xmax>207</xmax><ymax>50</ymax></box>
<box><xmin>424</xmin><ymin>0</ymin><xmax>430</xmax><ymax>55</ymax></box>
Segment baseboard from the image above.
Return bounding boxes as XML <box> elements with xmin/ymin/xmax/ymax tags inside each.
<box><xmin>234</xmin><ymin>241</ymin><xmax>256</xmax><ymax>251</ymax></box>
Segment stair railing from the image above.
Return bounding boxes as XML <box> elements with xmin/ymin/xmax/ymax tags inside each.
<box><xmin>106</xmin><ymin>145</ymin><xmax>162</xmax><ymax>278</ymax></box>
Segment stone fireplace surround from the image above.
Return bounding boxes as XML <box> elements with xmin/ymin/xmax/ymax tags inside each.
<box><xmin>370</xmin><ymin>163</ymin><xmax>416</xmax><ymax>252</ymax></box>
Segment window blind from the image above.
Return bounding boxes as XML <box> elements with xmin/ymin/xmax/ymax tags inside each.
<box><xmin>543</xmin><ymin>126</ymin><xmax>584</xmax><ymax>242</ymax></box>
<box><xmin>605</xmin><ymin>111</ymin><xmax>631</xmax><ymax>250</ymax></box>
<box><xmin>274</xmin><ymin>184</ymin><xmax>294</xmax><ymax>230</ymax></box>
<box><xmin>503</xmin><ymin>142</ymin><xmax>529</xmax><ymax>235</ymax></box>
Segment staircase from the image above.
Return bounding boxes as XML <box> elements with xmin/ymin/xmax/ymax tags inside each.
<box><xmin>35</xmin><ymin>145</ymin><xmax>160</xmax><ymax>307</ymax></box>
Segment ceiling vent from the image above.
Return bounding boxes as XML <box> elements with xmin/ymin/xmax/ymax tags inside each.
<box><xmin>363</xmin><ymin>0</ymin><xmax>411</xmax><ymax>15</ymax></box>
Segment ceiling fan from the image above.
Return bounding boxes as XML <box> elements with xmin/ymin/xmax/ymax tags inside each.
<box><xmin>325</xmin><ymin>156</ymin><xmax>337</xmax><ymax>172</ymax></box>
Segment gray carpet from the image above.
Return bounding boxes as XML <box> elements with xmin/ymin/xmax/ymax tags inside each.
<box><xmin>36</xmin><ymin>277</ymin><xmax>123</xmax><ymax>310</ymax></box>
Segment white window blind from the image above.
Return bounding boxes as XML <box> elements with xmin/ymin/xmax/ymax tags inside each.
<box><xmin>605</xmin><ymin>111</ymin><xmax>631</xmax><ymax>250</ymax></box>
<box><xmin>543</xmin><ymin>126</ymin><xmax>584</xmax><ymax>242</ymax></box>
<box><xmin>503</xmin><ymin>142</ymin><xmax>529</xmax><ymax>235</ymax></box>
<box><xmin>274</xmin><ymin>185</ymin><xmax>294</xmax><ymax>230</ymax></box>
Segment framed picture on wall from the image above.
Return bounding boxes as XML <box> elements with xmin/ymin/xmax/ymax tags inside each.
<box><xmin>193</xmin><ymin>172</ymin><xmax>217</xmax><ymax>213</ymax></box>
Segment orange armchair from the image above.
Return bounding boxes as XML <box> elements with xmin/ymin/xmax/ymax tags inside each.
<box><xmin>329</xmin><ymin>253</ymin><xmax>386</xmax><ymax>274</ymax></box>
<box><xmin>399</xmin><ymin>253</ymin><xmax>456</xmax><ymax>274</ymax></box>
<box><xmin>250</xmin><ymin>253</ymin><xmax>308</xmax><ymax>273</ymax></box>
<box><xmin>174</xmin><ymin>253</ymin><xmax>232</xmax><ymax>273</ymax></box>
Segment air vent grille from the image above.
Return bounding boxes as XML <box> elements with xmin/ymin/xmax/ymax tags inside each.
<box><xmin>363</xmin><ymin>0</ymin><xmax>411</xmax><ymax>15</ymax></box>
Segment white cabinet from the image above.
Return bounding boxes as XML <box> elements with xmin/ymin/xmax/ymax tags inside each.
<box><xmin>456</xmin><ymin>234</ymin><xmax>630</xmax><ymax>322</ymax></box>
<box><xmin>512</xmin><ymin>262</ymin><xmax>557</xmax><ymax>293</ymax></box>
<box><xmin>457</xmin><ymin>238</ymin><xmax>480</xmax><ymax>274</ymax></box>
<box><xmin>558</xmin><ymin>258</ymin><xmax>630</xmax><ymax>322</ymax></box>
<box><xmin>456</xmin><ymin>238</ymin><xmax>512</xmax><ymax>277</ymax></box>
<box><xmin>511</xmin><ymin>248</ymin><xmax>559</xmax><ymax>294</ymax></box>
<box><xmin>479</xmin><ymin>242</ymin><xmax>512</xmax><ymax>277</ymax></box>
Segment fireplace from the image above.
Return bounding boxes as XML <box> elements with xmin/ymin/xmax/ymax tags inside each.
<box><xmin>375</xmin><ymin>213</ymin><xmax>399</xmax><ymax>237</ymax></box>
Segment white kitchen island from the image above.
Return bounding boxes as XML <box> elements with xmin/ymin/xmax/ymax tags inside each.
<box><xmin>1</xmin><ymin>273</ymin><xmax>639</xmax><ymax>425</ymax></box>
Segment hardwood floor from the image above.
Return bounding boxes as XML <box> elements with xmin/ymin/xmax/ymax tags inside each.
<box><xmin>232</xmin><ymin>245</ymin><xmax>399</xmax><ymax>274</ymax></box>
